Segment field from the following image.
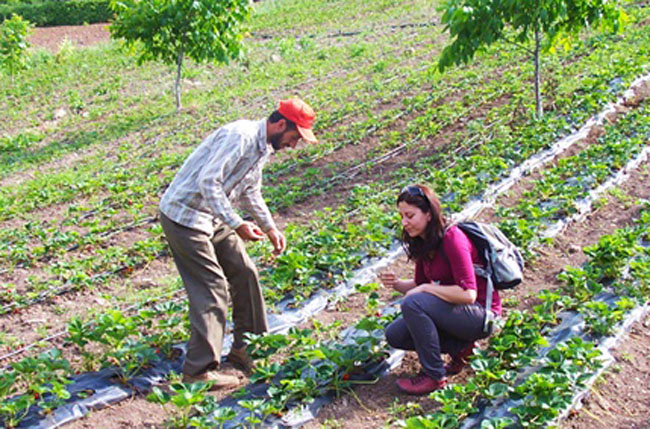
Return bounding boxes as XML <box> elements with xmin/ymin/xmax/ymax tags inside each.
<box><xmin>1</xmin><ymin>0</ymin><xmax>649</xmax><ymax>427</ymax></box>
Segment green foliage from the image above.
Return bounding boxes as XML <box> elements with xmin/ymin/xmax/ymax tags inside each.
<box><xmin>0</xmin><ymin>2</ymin><xmax>649</xmax><ymax>426</ymax></box>
<box><xmin>0</xmin><ymin>349</ymin><xmax>72</xmax><ymax>425</ymax></box>
<box><xmin>437</xmin><ymin>0</ymin><xmax>625</xmax><ymax>117</ymax></box>
<box><xmin>437</xmin><ymin>0</ymin><xmax>624</xmax><ymax>71</ymax></box>
<box><xmin>0</xmin><ymin>13</ymin><xmax>32</xmax><ymax>77</ymax></box>
<box><xmin>109</xmin><ymin>0</ymin><xmax>250</xmax><ymax>110</ymax></box>
<box><xmin>583</xmin><ymin>228</ymin><xmax>640</xmax><ymax>280</ymax></box>
<box><xmin>0</xmin><ymin>0</ymin><xmax>111</xmax><ymax>27</ymax></box>
<box><xmin>109</xmin><ymin>0</ymin><xmax>249</xmax><ymax>66</ymax></box>
<box><xmin>147</xmin><ymin>381</ymin><xmax>216</xmax><ymax>428</ymax></box>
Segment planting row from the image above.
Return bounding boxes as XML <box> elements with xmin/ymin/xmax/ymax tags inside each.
<box><xmin>145</xmin><ymin>204</ymin><xmax>650</xmax><ymax>428</ymax></box>
<box><xmin>2</xmin><ymin>68</ymin><xmax>648</xmax><ymax>367</ymax></box>
<box><xmin>497</xmin><ymin>99</ymin><xmax>650</xmax><ymax>253</ymax></box>
<box><xmin>1</xmin><ymin>25</ymin><xmax>647</xmax><ymax>298</ymax></box>
<box><xmin>2</xmin><ymin>92</ymin><xmax>648</xmax><ymax>426</ymax></box>
<box><xmin>5</xmin><ymin>4</ymin><xmax>648</xmax><ymax>237</ymax></box>
<box><xmin>1</xmin><ymin>13</ymin><xmax>439</xmax><ymax>182</ymax></box>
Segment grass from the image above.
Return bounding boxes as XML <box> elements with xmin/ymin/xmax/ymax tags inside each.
<box><xmin>1</xmin><ymin>0</ymin><xmax>649</xmax><ymax>426</ymax></box>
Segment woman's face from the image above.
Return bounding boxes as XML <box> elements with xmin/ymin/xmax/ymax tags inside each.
<box><xmin>398</xmin><ymin>201</ymin><xmax>432</xmax><ymax>239</ymax></box>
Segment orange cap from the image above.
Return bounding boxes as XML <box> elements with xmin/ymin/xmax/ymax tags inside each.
<box><xmin>278</xmin><ymin>98</ymin><xmax>318</xmax><ymax>143</ymax></box>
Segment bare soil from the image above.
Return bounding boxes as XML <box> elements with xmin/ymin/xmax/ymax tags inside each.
<box><xmin>29</xmin><ymin>23</ymin><xmax>111</xmax><ymax>53</ymax></box>
<box><xmin>8</xmin><ymin>21</ymin><xmax>650</xmax><ymax>429</ymax></box>
<box><xmin>0</xmin><ymin>255</ymin><xmax>178</xmax><ymax>361</ymax></box>
<box><xmin>304</xmin><ymin>160</ymin><xmax>650</xmax><ymax>428</ymax></box>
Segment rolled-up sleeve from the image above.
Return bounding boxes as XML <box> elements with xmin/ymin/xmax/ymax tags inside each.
<box><xmin>239</xmin><ymin>177</ymin><xmax>276</xmax><ymax>232</ymax></box>
<box><xmin>443</xmin><ymin>228</ymin><xmax>477</xmax><ymax>291</ymax></box>
<box><xmin>197</xmin><ymin>133</ymin><xmax>246</xmax><ymax>230</ymax></box>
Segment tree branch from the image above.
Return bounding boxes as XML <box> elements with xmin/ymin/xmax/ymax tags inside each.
<box><xmin>503</xmin><ymin>37</ymin><xmax>535</xmax><ymax>55</ymax></box>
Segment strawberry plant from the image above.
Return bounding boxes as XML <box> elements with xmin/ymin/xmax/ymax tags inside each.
<box><xmin>147</xmin><ymin>380</ymin><xmax>213</xmax><ymax>428</ymax></box>
<box><xmin>406</xmin><ymin>207</ymin><xmax>650</xmax><ymax>428</ymax></box>
<box><xmin>583</xmin><ymin>229</ymin><xmax>642</xmax><ymax>281</ymax></box>
<box><xmin>509</xmin><ymin>338</ymin><xmax>603</xmax><ymax>427</ymax></box>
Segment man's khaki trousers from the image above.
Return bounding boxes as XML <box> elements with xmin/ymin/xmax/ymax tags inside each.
<box><xmin>160</xmin><ymin>212</ymin><xmax>268</xmax><ymax>376</ymax></box>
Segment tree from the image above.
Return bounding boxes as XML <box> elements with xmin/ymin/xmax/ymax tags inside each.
<box><xmin>0</xmin><ymin>14</ymin><xmax>33</xmax><ymax>82</ymax></box>
<box><xmin>109</xmin><ymin>0</ymin><xmax>251</xmax><ymax>112</ymax></box>
<box><xmin>437</xmin><ymin>0</ymin><xmax>624</xmax><ymax>119</ymax></box>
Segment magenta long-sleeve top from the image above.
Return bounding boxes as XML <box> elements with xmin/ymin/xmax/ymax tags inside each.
<box><xmin>414</xmin><ymin>225</ymin><xmax>502</xmax><ymax>315</ymax></box>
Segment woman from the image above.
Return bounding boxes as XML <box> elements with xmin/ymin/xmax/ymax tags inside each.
<box><xmin>380</xmin><ymin>184</ymin><xmax>501</xmax><ymax>395</ymax></box>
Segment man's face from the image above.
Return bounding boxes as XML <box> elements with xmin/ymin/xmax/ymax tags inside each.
<box><xmin>270</xmin><ymin>128</ymin><xmax>302</xmax><ymax>151</ymax></box>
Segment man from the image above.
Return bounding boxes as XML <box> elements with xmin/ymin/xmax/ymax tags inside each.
<box><xmin>159</xmin><ymin>98</ymin><xmax>317</xmax><ymax>388</ymax></box>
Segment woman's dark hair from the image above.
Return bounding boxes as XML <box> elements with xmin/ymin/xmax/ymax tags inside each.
<box><xmin>268</xmin><ymin>110</ymin><xmax>297</xmax><ymax>130</ymax></box>
<box><xmin>397</xmin><ymin>184</ymin><xmax>447</xmax><ymax>261</ymax></box>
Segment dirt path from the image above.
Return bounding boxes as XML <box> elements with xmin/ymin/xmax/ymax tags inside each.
<box><xmin>29</xmin><ymin>23</ymin><xmax>110</xmax><ymax>52</ymax></box>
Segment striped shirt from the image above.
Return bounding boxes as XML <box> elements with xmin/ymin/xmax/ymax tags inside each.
<box><xmin>159</xmin><ymin>119</ymin><xmax>276</xmax><ymax>235</ymax></box>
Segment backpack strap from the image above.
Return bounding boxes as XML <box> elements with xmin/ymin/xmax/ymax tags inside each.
<box><xmin>473</xmin><ymin>264</ymin><xmax>494</xmax><ymax>333</ymax></box>
<box><xmin>445</xmin><ymin>223</ymin><xmax>494</xmax><ymax>333</ymax></box>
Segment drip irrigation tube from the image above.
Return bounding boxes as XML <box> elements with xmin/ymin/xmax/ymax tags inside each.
<box><xmin>460</xmin><ymin>245</ymin><xmax>650</xmax><ymax>428</ymax></box>
<box><xmin>62</xmin><ymin>46</ymin><xmax>437</xmax><ymax>226</ymax></box>
<box><xmin>10</xmin><ymin>69</ymin><xmax>650</xmax><ymax>429</ymax></box>
<box><xmin>0</xmin><ymin>292</ymin><xmax>186</xmax><ymax>365</ymax></box>
<box><xmin>324</xmin><ymin>93</ymin><xmax>507</xmax><ymax>186</ymax></box>
<box><xmin>0</xmin><ymin>250</ymin><xmax>169</xmax><ymax>315</ymax></box>
<box><xmin>0</xmin><ymin>216</ymin><xmax>158</xmax><ymax>273</ymax></box>
<box><xmin>251</xmin><ymin>20</ymin><xmax>438</xmax><ymax>41</ymax></box>
<box><xmin>213</xmin><ymin>72</ymin><xmax>650</xmax><ymax>428</ymax></box>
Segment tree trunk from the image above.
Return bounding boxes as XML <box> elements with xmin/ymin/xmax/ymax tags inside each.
<box><xmin>175</xmin><ymin>48</ymin><xmax>183</xmax><ymax>113</ymax></box>
<box><xmin>534</xmin><ymin>29</ymin><xmax>543</xmax><ymax>119</ymax></box>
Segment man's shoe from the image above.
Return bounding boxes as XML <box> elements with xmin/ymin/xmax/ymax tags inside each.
<box><xmin>182</xmin><ymin>370</ymin><xmax>240</xmax><ymax>390</ymax></box>
<box><xmin>227</xmin><ymin>346</ymin><xmax>255</xmax><ymax>373</ymax></box>
<box><xmin>396</xmin><ymin>373</ymin><xmax>447</xmax><ymax>395</ymax></box>
<box><xmin>445</xmin><ymin>342</ymin><xmax>476</xmax><ymax>376</ymax></box>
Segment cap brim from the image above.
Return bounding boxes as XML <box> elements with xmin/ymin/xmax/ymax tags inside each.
<box><xmin>297</xmin><ymin>125</ymin><xmax>318</xmax><ymax>143</ymax></box>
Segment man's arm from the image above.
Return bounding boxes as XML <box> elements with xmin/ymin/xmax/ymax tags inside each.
<box><xmin>239</xmin><ymin>181</ymin><xmax>285</xmax><ymax>254</ymax></box>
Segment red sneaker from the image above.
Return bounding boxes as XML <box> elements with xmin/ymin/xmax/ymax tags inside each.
<box><xmin>396</xmin><ymin>373</ymin><xmax>447</xmax><ymax>395</ymax></box>
<box><xmin>444</xmin><ymin>342</ymin><xmax>477</xmax><ymax>376</ymax></box>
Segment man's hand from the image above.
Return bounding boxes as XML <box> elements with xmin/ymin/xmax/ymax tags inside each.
<box><xmin>235</xmin><ymin>221</ymin><xmax>265</xmax><ymax>241</ymax></box>
<box><xmin>266</xmin><ymin>227</ymin><xmax>286</xmax><ymax>255</ymax></box>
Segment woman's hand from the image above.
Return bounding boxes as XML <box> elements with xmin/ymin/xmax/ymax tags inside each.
<box><xmin>405</xmin><ymin>284</ymin><xmax>425</xmax><ymax>296</ymax></box>
<box><xmin>405</xmin><ymin>282</ymin><xmax>439</xmax><ymax>297</ymax></box>
<box><xmin>379</xmin><ymin>271</ymin><xmax>398</xmax><ymax>288</ymax></box>
<box><xmin>380</xmin><ymin>272</ymin><xmax>417</xmax><ymax>294</ymax></box>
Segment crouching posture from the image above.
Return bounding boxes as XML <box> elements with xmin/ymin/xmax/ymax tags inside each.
<box><xmin>381</xmin><ymin>184</ymin><xmax>501</xmax><ymax>395</ymax></box>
